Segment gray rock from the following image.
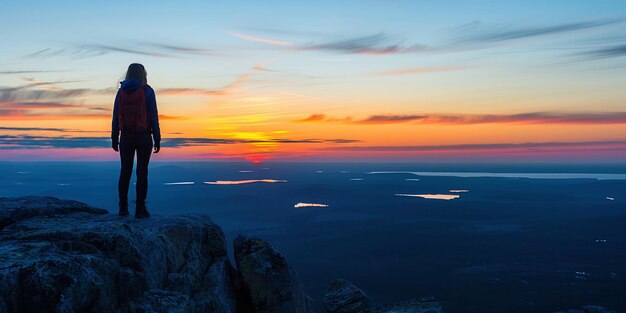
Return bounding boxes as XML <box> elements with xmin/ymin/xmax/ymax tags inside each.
<box><xmin>323</xmin><ymin>279</ymin><xmax>373</xmax><ymax>313</ymax></box>
<box><xmin>233</xmin><ymin>234</ymin><xmax>313</xmax><ymax>313</ymax></box>
<box><xmin>323</xmin><ymin>279</ymin><xmax>445</xmax><ymax>313</ymax></box>
<box><xmin>0</xmin><ymin>196</ymin><xmax>234</xmax><ymax>312</ymax></box>
<box><xmin>129</xmin><ymin>289</ymin><xmax>194</xmax><ymax>313</ymax></box>
<box><xmin>0</xmin><ymin>195</ymin><xmax>107</xmax><ymax>230</ymax></box>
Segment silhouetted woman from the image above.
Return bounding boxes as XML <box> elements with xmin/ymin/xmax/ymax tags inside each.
<box><xmin>111</xmin><ymin>63</ymin><xmax>161</xmax><ymax>218</ymax></box>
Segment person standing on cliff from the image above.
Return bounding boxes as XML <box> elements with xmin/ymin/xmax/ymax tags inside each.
<box><xmin>111</xmin><ymin>63</ymin><xmax>161</xmax><ymax>218</ymax></box>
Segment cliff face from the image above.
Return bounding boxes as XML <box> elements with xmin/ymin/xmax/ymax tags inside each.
<box><xmin>0</xmin><ymin>196</ymin><xmax>312</xmax><ymax>313</ymax></box>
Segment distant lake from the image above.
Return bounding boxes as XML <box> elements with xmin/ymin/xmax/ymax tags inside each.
<box><xmin>367</xmin><ymin>171</ymin><xmax>626</xmax><ymax>180</ymax></box>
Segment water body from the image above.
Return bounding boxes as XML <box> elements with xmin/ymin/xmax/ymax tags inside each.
<box><xmin>294</xmin><ymin>202</ymin><xmax>329</xmax><ymax>208</ymax></box>
<box><xmin>203</xmin><ymin>179</ymin><xmax>287</xmax><ymax>185</ymax></box>
<box><xmin>1</xmin><ymin>161</ymin><xmax>625</xmax><ymax>313</ymax></box>
<box><xmin>395</xmin><ymin>193</ymin><xmax>461</xmax><ymax>200</ymax></box>
<box><xmin>368</xmin><ymin>171</ymin><xmax>626</xmax><ymax>180</ymax></box>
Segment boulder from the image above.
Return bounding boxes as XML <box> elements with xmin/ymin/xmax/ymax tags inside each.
<box><xmin>323</xmin><ymin>279</ymin><xmax>444</xmax><ymax>313</ymax></box>
<box><xmin>0</xmin><ymin>196</ymin><xmax>236</xmax><ymax>312</ymax></box>
<box><xmin>323</xmin><ymin>279</ymin><xmax>373</xmax><ymax>313</ymax></box>
<box><xmin>233</xmin><ymin>234</ymin><xmax>313</xmax><ymax>313</ymax></box>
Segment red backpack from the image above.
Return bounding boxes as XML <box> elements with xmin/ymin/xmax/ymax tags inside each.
<box><xmin>118</xmin><ymin>86</ymin><xmax>151</xmax><ymax>135</ymax></box>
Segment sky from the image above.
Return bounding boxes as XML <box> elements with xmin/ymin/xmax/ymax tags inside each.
<box><xmin>1</xmin><ymin>0</ymin><xmax>626</xmax><ymax>163</ymax></box>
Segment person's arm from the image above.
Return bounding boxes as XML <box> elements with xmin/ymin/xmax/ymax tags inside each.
<box><xmin>146</xmin><ymin>87</ymin><xmax>161</xmax><ymax>152</ymax></box>
<box><xmin>111</xmin><ymin>90</ymin><xmax>120</xmax><ymax>152</ymax></box>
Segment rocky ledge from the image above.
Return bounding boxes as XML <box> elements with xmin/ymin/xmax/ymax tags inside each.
<box><xmin>0</xmin><ymin>196</ymin><xmax>442</xmax><ymax>313</ymax></box>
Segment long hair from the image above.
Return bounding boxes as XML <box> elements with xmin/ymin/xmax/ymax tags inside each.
<box><xmin>125</xmin><ymin>63</ymin><xmax>147</xmax><ymax>85</ymax></box>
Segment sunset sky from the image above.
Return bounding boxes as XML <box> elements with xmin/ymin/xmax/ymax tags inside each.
<box><xmin>2</xmin><ymin>0</ymin><xmax>626</xmax><ymax>162</ymax></box>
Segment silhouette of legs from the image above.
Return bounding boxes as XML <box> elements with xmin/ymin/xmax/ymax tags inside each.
<box><xmin>135</xmin><ymin>133</ymin><xmax>153</xmax><ymax>205</ymax></box>
<box><xmin>118</xmin><ymin>135</ymin><xmax>136</xmax><ymax>206</ymax></box>
<box><xmin>118</xmin><ymin>132</ymin><xmax>153</xmax><ymax>217</ymax></box>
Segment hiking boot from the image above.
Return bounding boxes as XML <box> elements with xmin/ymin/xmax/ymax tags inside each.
<box><xmin>118</xmin><ymin>200</ymin><xmax>129</xmax><ymax>216</ymax></box>
<box><xmin>135</xmin><ymin>201</ymin><xmax>151</xmax><ymax>218</ymax></box>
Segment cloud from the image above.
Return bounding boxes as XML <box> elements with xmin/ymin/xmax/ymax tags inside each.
<box><xmin>0</xmin><ymin>101</ymin><xmax>81</xmax><ymax>110</ymax></box>
<box><xmin>583</xmin><ymin>43</ymin><xmax>626</xmax><ymax>59</ymax></box>
<box><xmin>0</xmin><ymin>126</ymin><xmax>70</xmax><ymax>132</ymax></box>
<box><xmin>238</xmin><ymin>26</ymin><xmax>332</xmax><ymax>38</ymax></box>
<box><xmin>140</xmin><ymin>42</ymin><xmax>221</xmax><ymax>55</ymax></box>
<box><xmin>157</xmin><ymin>72</ymin><xmax>251</xmax><ymax>97</ymax></box>
<box><xmin>0</xmin><ymin>110</ymin><xmax>184</xmax><ymax>120</ymax></box>
<box><xmin>320</xmin><ymin>140</ymin><xmax>626</xmax><ymax>152</ymax></box>
<box><xmin>0</xmin><ymin>70</ymin><xmax>67</xmax><ymax>75</ymax></box>
<box><xmin>294</xmin><ymin>112</ymin><xmax>626</xmax><ymax>125</ymax></box>
<box><xmin>0</xmin><ymin>126</ymin><xmax>105</xmax><ymax>133</ymax></box>
<box><xmin>453</xmin><ymin>19</ymin><xmax>623</xmax><ymax>44</ymax></box>
<box><xmin>0</xmin><ymin>80</ymin><xmax>185</xmax><ymax>120</ymax></box>
<box><xmin>25</xmin><ymin>41</ymin><xmax>220</xmax><ymax>60</ymax></box>
<box><xmin>359</xmin><ymin>114</ymin><xmax>426</xmax><ymax>124</ymax></box>
<box><xmin>0</xmin><ymin>135</ymin><xmax>358</xmax><ymax>149</ymax></box>
<box><xmin>157</xmin><ymin>88</ymin><xmax>229</xmax><ymax>96</ymax></box>
<box><xmin>294</xmin><ymin>114</ymin><xmax>327</xmax><ymax>122</ymax></box>
<box><xmin>232</xmin><ymin>20</ymin><xmax>619</xmax><ymax>57</ymax></box>
<box><xmin>0</xmin><ymin>81</ymin><xmax>113</xmax><ymax>103</ymax></box>
<box><xmin>295</xmin><ymin>33</ymin><xmax>426</xmax><ymax>55</ymax></box>
<box><xmin>229</xmin><ymin>32</ymin><xmax>293</xmax><ymax>46</ymax></box>
<box><xmin>23</xmin><ymin>48</ymin><xmax>108</xmax><ymax>59</ymax></box>
<box><xmin>0</xmin><ymin>112</ymin><xmax>110</xmax><ymax>120</ymax></box>
<box><xmin>370</xmin><ymin>66</ymin><xmax>466</xmax><ymax>76</ymax></box>
<box><xmin>81</xmin><ymin>44</ymin><xmax>174</xmax><ymax>58</ymax></box>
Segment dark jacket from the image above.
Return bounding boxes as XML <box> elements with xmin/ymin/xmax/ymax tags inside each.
<box><xmin>111</xmin><ymin>79</ymin><xmax>161</xmax><ymax>143</ymax></box>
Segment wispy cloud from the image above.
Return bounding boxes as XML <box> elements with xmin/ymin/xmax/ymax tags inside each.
<box><xmin>0</xmin><ymin>112</ymin><xmax>109</xmax><ymax>120</ymax></box>
<box><xmin>0</xmin><ymin>81</ymin><xmax>113</xmax><ymax>103</ymax></box>
<box><xmin>295</xmin><ymin>114</ymin><xmax>327</xmax><ymax>122</ymax></box>
<box><xmin>583</xmin><ymin>43</ymin><xmax>626</xmax><ymax>60</ymax></box>
<box><xmin>0</xmin><ymin>135</ymin><xmax>358</xmax><ymax>149</ymax></box>
<box><xmin>295</xmin><ymin>112</ymin><xmax>626</xmax><ymax>125</ymax></box>
<box><xmin>0</xmin><ymin>101</ymin><xmax>80</xmax><ymax>110</ymax></box>
<box><xmin>233</xmin><ymin>19</ymin><xmax>620</xmax><ymax>57</ymax></box>
<box><xmin>0</xmin><ymin>81</ymin><xmax>117</xmax><ymax>119</ymax></box>
<box><xmin>157</xmin><ymin>88</ymin><xmax>228</xmax><ymax>96</ymax></box>
<box><xmin>23</xmin><ymin>48</ymin><xmax>108</xmax><ymax>59</ymax></box>
<box><xmin>295</xmin><ymin>33</ymin><xmax>426</xmax><ymax>55</ymax></box>
<box><xmin>25</xmin><ymin>41</ymin><xmax>220</xmax><ymax>60</ymax></box>
<box><xmin>238</xmin><ymin>26</ymin><xmax>332</xmax><ymax>38</ymax></box>
<box><xmin>0</xmin><ymin>110</ymin><xmax>184</xmax><ymax>120</ymax></box>
<box><xmin>229</xmin><ymin>31</ymin><xmax>293</xmax><ymax>46</ymax></box>
<box><xmin>370</xmin><ymin>66</ymin><xmax>466</xmax><ymax>76</ymax></box>
<box><xmin>81</xmin><ymin>44</ymin><xmax>174</xmax><ymax>58</ymax></box>
<box><xmin>0</xmin><ymin>126</ymin><xmax>105</xmax><ymax>133</ymax></box>
<box><xmin>140</xmin><ymin>42</ymin><xmax>221</xmax><ymax>55</ymax></box>
<box><xmin>0</xmin><ymin>70</ymin><xmax>67</xmax><ymax>75</ymax></box>
<box><xmin>359</xmin><ymin>114</ymin><xmax>426</xmax><ymax>124</ymax></box>
<box><xmin>320</xmin><ymin>139</ymin><xmax>626</xmax><ymax>152</ymax></box>
<box><xmin>452</xmin><ymin>19</ymin><xmax>623</xmax><ymax>44</ymax></box>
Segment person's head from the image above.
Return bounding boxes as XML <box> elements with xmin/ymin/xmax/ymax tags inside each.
<box><xmin>125</xmin><ymin>63</ymin><xmax>147</xmax><ymax>85</ymax></box>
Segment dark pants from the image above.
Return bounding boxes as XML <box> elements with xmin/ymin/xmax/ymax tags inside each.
<box><xmin>118</xmin><ymin>132</ymin><xmax>153</xmax><ymax>204</ymax></box>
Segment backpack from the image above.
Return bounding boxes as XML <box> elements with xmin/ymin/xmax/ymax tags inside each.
<box><xmin>118</xmin><ymin>86</ymin><xmax>151</xmax><ymax>135</ymax></box>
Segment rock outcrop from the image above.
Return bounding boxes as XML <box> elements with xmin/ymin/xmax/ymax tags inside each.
<box><xmin>323</xmin><ymin>279</ymin><xmax>443</xmax><ymax>313</ymax></box>
<box><xmin>323</xmin><ymin>279</ymin><xmax>372</xmax><ymax>313</ymax></box>
<box><xmin>0</xmin><ymin>196</ymin><xmax>310</xmax><ymax>313</ymax></box>
<box><xmin>234</xmin><ymin>234</ymin><xmax>313</xmax><ymax>313</ymax></box>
